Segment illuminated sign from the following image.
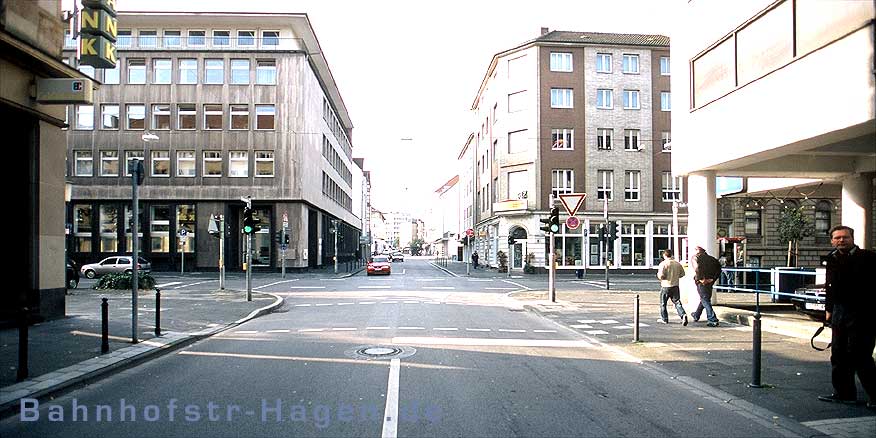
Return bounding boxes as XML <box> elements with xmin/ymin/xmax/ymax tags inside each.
<box><xmin>78</xmin><ymin>0</ymin><xmax>117</xmax><ymax>69</ymax></box>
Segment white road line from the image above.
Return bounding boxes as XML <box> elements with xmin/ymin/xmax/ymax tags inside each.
<box><xmin>533</xmin><ymin>330</ymin><xmax>557</xmax><ymax>333</ymax></box>
<box><xmin>294</xmin><ymin>304</ymin><xmax>312</xmax><ymax>307</ymax></box>
<box><xmin>502</xmin><ymin>280</ymin><xmax>531</xmax><ymax>291</ymax></box>
<box><xmin>465</xmin><ymin>328</ymin><xmax>491</xmax><ymax>332</ymax></box>
<box><xmin>570</xmin><ymin>324</ymin><xmax>593</xmax><ymax>329</ymax></box>
<box><xmin>402</xmin><ymin>269</ymin><xmax>406</xmax><ymax>275</ymax></box>
<box><xmin>391</xmin><ymin>337</ymin><xmax>593</xmax><ymax>348</ymax></box>
<box><xmin>331</xmin><ymin>328</ymin><xmax>357</xmax><ymax>331</ymax></box>
<box><xmin>266</xmin><ymin>329</ymin><xmax>290</xmax><ymax>333</ymax></box>
<box><xmin>422</xmin><ymin>286</ymin><xmax>455</xmax><ymax>290</ymax></box>
<box><xmin>433</xmin><ymin>328</ymin><xmax>458</xmax><ymax>331</ymax></box>
<box><xmin>578</xmin><ymin>319</ymin><xmax>598</xmax><ymax>323</ymax></box>
<box><xmin>403</xmin><ymin>300</ymin><xmax>420</xmax><ymax>304</ymax></box>
<box><xmin>613</xmin><ymin>325</ymin><xmax>633</xmax><ymax>329</ymax></box>
<box><xmin>288</xmin><ymin>286</ymin><xmax>326</xmax><ymax>289</ymax></box>
<box><xmin>298</xmin><ymin>328</ymin><xmax>325</xmax><ymax>332</ymax></box>
<box><xmin>366</xmin><ymin>326</ymin><xmax>391</xmax><ymax>330</ymax></box>
<box><xmin>156</xmin><ymin>282</ymin><xmax>183</xmax><ymax>288</ymax></box>
<box><xmin>398</xmin><ymin>327</ymin><xmax>425</xmax><ymax>330</ymax></box>
<box><xmin>414</xmin><ymin>279</ymin><xmax>444</xmax><ymax>282</ymax></box>
<box><xmin>358</xmin><ymin>301</ymin><xmax>376</xmax><ymax>305</ymax></box>
<box><xmin>337</xmin><ymin>302</ymin><xmax>355</xmax><ymax>306</ymax></box>
<box><xmin>584</xmin><ymin>330</ymin><xmax>610</xmax><ymax>335</ymax></box>
<box><xmin>498</xmin><ymin>329</ymin><xmax>526</xmax><ymax>333</ymax></box>
<box><xmin>598</xmin><ymin>320</ymin><xmax>620</xmax><ymax>324</ymax></box>
<box><xmin>319</xmin><ymin>278</ymin><xmax>346</xmax><ymax>281</ymax></box>
<box><xmin>174</xmin><ymin>280</ymin><xmax>218</xmax><ymax>289</ymax></box>
<box><xmin>361</xmin><ymin>286</ymin><xmax>392</xmax><ymax>289</ymax></box>
<box><xmin>233</xmin><ymin>330</ymin><xmax>259</xmax><ymax>334</ymax></box>
<box><xmin>485</xmin><ymin>287</ymin><xmax>517</xmax><ymax>290</ymax></box>
<box><xmin>381</xmin><ymin>301</ymin><xmax>399</xmax><ymax>304</ymax></box>
<box><xmin>315</xmin><ymin>303</ymin><xmax>333</xmax><ymax>307</ymax></box>
<box><xmin>254</xmin><ymin>279</ymin><xmax>300</xmax><ymax>290</ymax></box>
<box><xmin>467</xmin><ymin>279</ymin><xmax>493</xmax><ymax>282</ymax></box>
<box><xmin>381</xmin><ymin>358</ymin><xmax>400</xmax><ymax>438</ymax></box>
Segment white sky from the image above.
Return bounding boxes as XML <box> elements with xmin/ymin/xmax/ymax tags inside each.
<box><xmin>65</xmin><ymin>0</ymin><xmax>677</xmax><ymax>218</ymax></box>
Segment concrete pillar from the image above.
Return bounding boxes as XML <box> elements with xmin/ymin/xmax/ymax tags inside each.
<box><xmin>841</xmin><ymin>173</ymin><xmax>874</xmax><ymax>250</ymax></box>
<box><xmin>682</xmin><ymin>171</ymin><xmax>718</xmax><ymax>306</ymax></box>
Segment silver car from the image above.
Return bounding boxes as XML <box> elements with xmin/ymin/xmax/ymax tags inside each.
<box><xmin>80</xmin><ymin>256</ymin><xmax>152</xmax><ymax>279</ymax></box>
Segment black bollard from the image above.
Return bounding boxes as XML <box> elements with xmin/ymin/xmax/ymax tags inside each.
<box><xmin>749</xmin><ymin>312</ymin><xmax>763</xmax><ymax>388</ymax></box>
<box><xmin>17</xmin><ymin>307</ymin><xmax>29</xmax><ymax>382</ymax></box>
<box><xmin>154</xmin><ymin>289</ymin><xmax>161</xmax><ymax>337</ymax></box>
<box><xmin>101</xmin><ymin>298</ymin><xmax>109</xmax><ymax>354</ymax></box>
<box><xmin>633</xmin><ymin>294</ymin><xmax>640</xmax><ymax>342</ymax></box>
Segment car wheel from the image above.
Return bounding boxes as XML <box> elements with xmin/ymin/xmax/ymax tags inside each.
<box><xmin>84</xmin><ymin>270</ymin><xmax>96</xmax><ymax>279</ymax></box>
<box><xmin>68</xmin><ymin>278</ymin><xmax>78</xmax><ymax>289</ymax></box>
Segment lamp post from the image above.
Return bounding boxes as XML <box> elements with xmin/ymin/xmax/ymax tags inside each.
<box><xmin>130</xmin><ymin>132</ymin><xmax>158</xmax><ymax>343</ymax></box>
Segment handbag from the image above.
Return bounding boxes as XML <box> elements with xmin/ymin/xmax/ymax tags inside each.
<box><xmin>811</xmin><ymin>323</ymin><xmax>832</xmax><ymax>351</ymax></box>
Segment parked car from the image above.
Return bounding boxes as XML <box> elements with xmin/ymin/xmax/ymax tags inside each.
<box><xmin>80</xmin><ymin>256</ymin><xmax>152</xmax><ymax>279</ymax></box>
<box><xmin>367</xmin><ymin>255</ymin><xmax>392</xmax><ymax>276</ymax></box>
<box><xmin>66</xmin><ymin>259</ymin><xmax>80</xmax><ymax>289</ymax></box>
<box><xmin>391</xmin><ymin>251</ymin><xmax>404</xmax><ymax>262</ymax></box>
<box><xmin>791</xmin><ymin>284</ymin><xmax>826</xmax><ymax>321</ymax></box>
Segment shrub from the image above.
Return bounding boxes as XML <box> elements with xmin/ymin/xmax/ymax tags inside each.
<box><xmin>93</xmin><ymin>272</ymin><xmax>156</xmax><ymax>290</ymax></box>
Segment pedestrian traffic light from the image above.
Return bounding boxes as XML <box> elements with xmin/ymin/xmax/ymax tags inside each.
<box><xmin>243</xmin><ymin>207</ymin><xmax>255</xmax><ymax>234</ymax></box>
<box><xmin>549</xmin><ymin>207</ymin><xmax>560</xmax><ymax>233</ymax></box>
<box><xmin>599</xmin><ymin>225</ymin><xmax>606</xmax><ymax>242</ymax></box>
<box><xmin>283</xmin><ymin>234</ymin><xmax>290</xmax><ymax>245</ymax></box>
<box><xmin>606</xmin><ymin>221</ymin><xmax>619</xmax><ymax>244</ymax></box>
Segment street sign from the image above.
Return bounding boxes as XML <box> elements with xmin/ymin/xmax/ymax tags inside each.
<box><xmin>282</xmin><ymin>211</ymin><xmax>289</xmax><ymax>227</ymax></box>
<box><xmin>565</xmin><ymin>216</ymin><xmax>581</xmax><ymax>230</ymax></box>
<box><xmin>178</xmin><ymin>229</ymin><xmax>187</xmax><ymax>237</ymax></box>
<box><xmin>466</xmin><ymin>228</ymin><xmax>474</xmax><ymax>237</ymax></box>
<box><xmin>559</xmin><ymin>193</ymin><xmax>586</xmax><ymax>217</ymax></box>
<box><xmin>280</xmin><ymin>244</ymin><xmax>288</xmax><ymax>251</ymax></box>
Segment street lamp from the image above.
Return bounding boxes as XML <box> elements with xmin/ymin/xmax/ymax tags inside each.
<box><xmin>131</xmin><ymin>132</ymin><xmax>158</xmax><ymax>343</ymax></box>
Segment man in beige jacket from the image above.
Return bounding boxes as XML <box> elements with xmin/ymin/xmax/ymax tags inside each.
<box><xmin>656</xmin><ymin>249</ymin><xmax>688</xmax><ymax>326</ymax></box>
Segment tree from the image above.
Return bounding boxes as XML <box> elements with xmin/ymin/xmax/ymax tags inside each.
<box><xmin>777</xmin><ymin>205</ymin><xmax>813</xmax><ymax>266</ymax></box>
<box><xmin>409</xmin><ymin>238</ymin><xmax>425</xmax><ymax>256</ymax></box>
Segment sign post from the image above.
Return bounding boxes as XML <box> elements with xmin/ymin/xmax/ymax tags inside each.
<box><xmin>178</xmin><ymin>228</ymin><xmax>187</xmax><ymax>274</ymax></box>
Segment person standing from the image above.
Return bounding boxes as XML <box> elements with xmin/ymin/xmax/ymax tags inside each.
<box><xmin>817</xmin><ymin>225</ymin><xmax>876</xmax><ymax>409</ymax></box>
<box><xmin>656</xmin><ymin>249</ymin><xmax>688</xmax><ymax>325</ymax></box>
<box><xmin>471</xmin><ymin>251</ymin><xmax>479</xmax><ymax>270</ymax></box>
<box><xmin>690</xmin><ymin>246</ymin><xmax>722</xmax><ymax>327</ymax></box>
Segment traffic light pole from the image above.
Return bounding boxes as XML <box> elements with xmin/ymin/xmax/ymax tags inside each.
<box><xmin>548</xmin><ymin>232</ymin><xmax>556</xmax><ymax>302</ymax></box>
<box><xmin>281</xmin><ymin>228</ymin><xmax>287</xmax><ymax>279</ymax></box>
<box><xmin>219</xmin><ymin>215</ymin><xmax>225</xmax><ymax>290</ymax></box>
<box><xmin>131</xmin><ymin>160</ymin><xmax>140</xmax><ymax>344</ymax></box>
<box><xmin>605</xmin><ymin>219</ymin><xmax>610</xmax><ymax>291</ymax></box>
<box><xmin>246</xmin><ymin>233</ymin><xmax>252</xmax><ymax>301</ymax></box>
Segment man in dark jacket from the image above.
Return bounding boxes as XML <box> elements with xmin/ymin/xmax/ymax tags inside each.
<box><xmin>817</xmin><ymin>225</ymin><xmax>876</xmax><ymax>409</ymax></box>
<box><xmin>690</xmin><ymin>246</ymin><xmax>722</xmax><ymax>327</ymax></box>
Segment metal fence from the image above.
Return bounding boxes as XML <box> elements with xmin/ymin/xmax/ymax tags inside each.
<box><xmin>714</xmin><ymin>267</ymin><xmax>824</xmax><ymax>312</ymax></box>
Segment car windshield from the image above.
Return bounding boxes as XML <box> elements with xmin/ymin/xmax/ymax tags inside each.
<box><xmin>372</xmin><ymin>256</ymin><xmax>389</xmax><ymax>263</ymax></box>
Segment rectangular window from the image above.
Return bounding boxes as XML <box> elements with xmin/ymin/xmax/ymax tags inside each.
<box><xmin>597</xmin><ymin>170</ymin><xmax>613</xmax><ymax>200</ymax></box>
<box><xmin>139</xmin><ymin>30</ymin><xmax>157</xmax><ymax>48</ymax></box>
<box><xmin>75</xmin><ymin>151</ymin><xmax>93</xmax><ymax>176</ymax></box>
<box><xmin>127</xmin><ymin>59</ymin><xmax>146</xmax><ymax>84</ymax></box>
<box><xmin>153</xmin><ymin>59</ymin><xmax>171</xmax><ymax>84</ymax></box>
<box><xmin>75</xmin><ymin>105</ymin><xmax>94</xmax><ymax>130</ymax></box>
<box><xmin>230</xmin><ymin>104</ymin><xmax>249</xmax><ymax>130</ymax></box>
<box><xmin>623</xmin><ymin>90</ymin><xmax>640</xmax><ymax>109</ymax></box>
<box><xmin>507</xmin><ymin>129</ymin><xmax>528</xmax><ymax>154</ymax></box>
<box><xmin>103</xmin><ymin>64</ymin><xmax>120</xmax><ymax>84</ymax></box>
<box><xmin>125</xmin><ymin>151</ymin><xmax>144</xmax><ymax>177</ymax></box>
<box><xmin>229</xmin><ymin>151</ymin><xmax>249</xmax><ymax>177</ymax></box>
<box><xmin>660</xmin><ymin>56</ymin><xmax>670</xmax><ymax>75</ymax></box>
<box><xmin>596</xmin><ymin>89</ymin><xmax>613</xmax><ymax>109</ymax></box>
<box><xmin>178</xmin><ymin>59</ymin><xmax>197</xmax><ymax>84</ymax></box>
<box><xmin>255</xmin><ymin>104</ymin><xmax>275</xmax><ymax>130</ymax></box>
<box><xmin>262</xmin><ymin>30</ymin><xmax>280</xmax><ymax>46</ymax></box>
<box><xmin>100</xmin><ymin>104</ymin><xmax>119</xmax><ymax>129</ymax></box>
<box><xmin>187</xmin><ymin>30</ymin><xmax>205</xmax><ymax>47</ymax></box>
<box><xmin>150</xmin><ymin>205</ymin><xmax>171</xmax><ymax>253</ymax></box>
<box><xmin>662</xmin><ymin>172</ymin><xmax>683</xmax><ymax>202</ymax></box>
<box><xmin>177</xmin><ymin>151</ymin><xmax>196</xmax><ymax>177</ymax></box>
<box><xmin>622</xmin><ymin>54</ymin><xmax>639</xmax><ymax>73</ymax></box>
<box><xmin>624</xmin><ymin>171</ymin><xmax>641</xmax><ymax>201</ymax></box>
<box><xmin>99</xmin><ymin>205</ymin><xmax>118</xmax><ymax>252</ymax></box>
<box><xmin>237</xmin><ymin>30</ymin><xmax>255</xmax><ymax>47</ymax></box>
<box><xmin>230</xmin><ymin>59</ymin><xmax>250</xmax><ymax>84</ymax></box>
<box><xmin>178</xmin><ymin>104</ymin><xmax>196</xmax><ymax>130</ymax></box>
<box><xmin>661</xmin><ymin>92</ymin><xmax>671</xmax><ymax>111</ymax></box>
<box><xmin>597</xmin><ymin>128</ymin><xmax>613</xmax><ymax>150</ymax></box>
<box><xmin>549</xmin><ymin>52</ymin><xmax>572</xmax><ymax>72</ymax></box>
<box><xmin>100</xmin><ymin>150</ymin><xmax>119</xmax><ymax>176</ymax></box>
<box><xmin>624</xmin><ymin>129</ymin><xmax>640</xmax><ymax>150</ymax></box>
<box><xmin>203</xmin><ymin>151</ymin><xmax>222</xmax><ymax>177</ymax></box>
<box><xmin>204</xmin><ymin>104</ymin><xmax>223</xmax><ymax>130</ymax></box>
<box><xmin>256</xmin><ymin>60</ymin><xmax>276</xmax><ymax>84</ymax></box>
<box><xmin>596</xmin><ymin>53</ymin><xmax>612</xmax><ymax>73</ymax></box>
<box><xmin>662</xmin><ymin>131</ymin><xmax>672</xmax><ymax>151</ymax></box>
<box><xmin>117</xmin><ymin>29</ymin><xmax>132</xmax><ymax>48</ymax></box>
<box><xmin>507</xmin><ymin>90</ymin><xmax>526</xmax><ymax>113</ymax></box>
<box><xmin>163</xmin><ymin>30</ymin><xmax>181</xmax><ymax>47</ymax></box>
<box><xmin>745</xmin><ymin>210</ymin><xmax>762</xmax><ymax>236</ymax></box>
<box><xmin>550</xmin><ymin>88</ymin><xmax>573</xmax><ymax>108</ymax></box>
<box><xmin>255</xmin><ymin>151</ymin><xmax>275</xmax><ymax>177</ymax></box>
<box><xmin>151</xmin><ymin>151</ymin><xmax>170</xmax><ymax>177</ymax></box>
<box><xmin>204</xmin><ymin>59</ymin><xmax>224</xmax><ymax>84</ymax></box>
<box><xmin>212</xmin><ymin>30</ymin><xmax>230</xmax><ymax>47</ymax></box>
<box><xmin>507</xmin><ymin>170</ymin><xmax>528</xmax><ymax>200</ymax></box>
<box><xmin>552</xmin><ymin>169</ymin><xmax>574</xmax><ymax>199</ymax></box>
<box><xmin>151</xmin><ymin>104</ymin><xmax>170</xmax><ymax>130</ymax></box>
<box><xmin>126</xmin><ymin>104</ymin><xmax>145</xmax><ymax>130</ymax></box>
<box><xmin>551</xmin><ymin>128</ymin><xmax>573</xmax><ymax>150</ymax></box>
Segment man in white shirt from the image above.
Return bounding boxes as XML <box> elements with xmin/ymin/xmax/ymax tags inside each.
<box><xmin>656</xmin><ymin>249</ymin><xmax>688</xmax><ymax>326</ymax></box>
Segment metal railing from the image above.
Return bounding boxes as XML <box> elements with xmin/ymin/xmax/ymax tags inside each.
<box><xmin>66</xmin><ymin>36</ymin><xmax>303</xmax><ymax>51</ymax></box>
<box><xmin>714</xmin><ymin>267</ymin><xmax>824</xmax><ymax>313</ymax></box>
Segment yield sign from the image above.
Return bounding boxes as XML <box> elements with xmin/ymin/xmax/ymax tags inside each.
<box><xmin>559</xmin><ymin>193</ymin><xmax>587</xmax><ymax>217</ymax></box>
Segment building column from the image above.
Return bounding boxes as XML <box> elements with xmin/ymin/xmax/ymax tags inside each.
<box><xmin>683</xmin><ymin>171</ymin><xmax>718</xmax><ymax>306</ymax></box>
<box><xmin>841</xmin><ymin>173</ymin><xmax>874</xmax><ymax>250</ymax></box>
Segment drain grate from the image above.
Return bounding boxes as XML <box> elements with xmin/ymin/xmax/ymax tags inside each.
<box><xmin>345</xmin><ymin>345</ymin><xmax>416</xmax><ymax>361</ymax></box>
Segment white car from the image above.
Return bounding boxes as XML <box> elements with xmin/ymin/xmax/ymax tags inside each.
<box><xmin>80</xmin><ymin>256</ymin><xmax>152</xmax><ymax>279</ymax></box>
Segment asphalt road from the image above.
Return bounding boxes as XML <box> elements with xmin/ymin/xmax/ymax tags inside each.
<box><xmin>2</xmin><ymin>259</ymin><xmax>804</xmax><ymax>437</ymax></box>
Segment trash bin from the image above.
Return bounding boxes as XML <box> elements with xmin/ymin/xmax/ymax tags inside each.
<box><xmin>772</xmin><ymin>267</ymin><xmax>815</xmax><ymax>303</ymax></box>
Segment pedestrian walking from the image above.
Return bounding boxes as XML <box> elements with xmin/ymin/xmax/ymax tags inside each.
<box><xmin>689</xmin><ymin>246</ymin><xmax>722</xmax><ymax>327</ymax></box>
<box><xmin>656</xmin><ymin>249</ymin><xmax>688</xmax><ymax>325</ymax></box>
<box><xmin>471</xmin><ymin>251</ymin><xmax>479</xmax><ymax>270</ymax></box>
<box><xmin>817</xmin><ymin>225</ymin><xmax>876</xmax><ymax>409</ymax></box>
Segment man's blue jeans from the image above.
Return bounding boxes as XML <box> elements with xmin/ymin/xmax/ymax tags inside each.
<box><xmin>660</xmin><ymin>286</ymin><xmax>686</xmax><ymax>322</ymax></box>
<box><xmin>692</xmin><ymin>283</ymin><xmax>718</xmax><ymax>323</ymax></box>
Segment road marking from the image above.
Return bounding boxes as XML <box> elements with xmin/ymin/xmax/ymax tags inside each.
<box><xmin>613</xmin><ymin>325</ymin><xmax>633</xmax><ymax>329</ymax></box>
<box><xmin>403</xmin><ymin>300</ymin><xmax>420</xmax><ymax>304</ymax></box>
<box><xmin>234</xmin><ymin>330</ymin><xmax>259</xmax><ymax>334</ymax></box>
<box><xmin>331</xmin><ymin>328</ymin><xmax>357</xmax><ymax>331</ymax></box>
<box><xmin>358</xmin><ymin>301</ymin><xmax>376</xmax><ymax>305</ymax></box>
<box><xmin>584</xmin><ymin>330</ymin><xmax>610</xmax><ymax>335</ymax></box>
<box><xmin>570</xmin><ymin>324</ymin><xmax>593</xmax><ymax>329</ymax></box>
<box><xmin>422</xmin><ymin>286</ymin><xmax>455</xmax><ymax>290</ymax></box>
<box><xmin>533</xmin><ymin>330</ymin><xmax>557</xmax><ymax>333</ymax></box>
<box><xmin>174</xmin><ymin>280</ymin><xmax>218</xmax><ymax>289</ymax></box>
<box><xmin>598</xmin><ymin>320</ymin><xmax>620</xmax><ymax>324</ymax></box>
<box><xmin>361</xmin><ymin>286</ymin><xmax>392</xmax><ymax>289</ymax></box>
<box><xmin>294</xmin><ymin>304</ymin><xmax>312</xmax><ymax>307</ymax></box>
<box><xmin>465</xmin><ymin>328</ymin><xmax>491</xmax><ymax>332</ymax></box>
<box><xmin>467</xmin><ymin>279</ymin><xmax>493</xmax><ymax>282</ymax></box>
<box><xmin>381</xmin><ymin>300</ymin><xmax>399</xmax><ymax>304</ymax></box>
<box><xmin>337</xmin><ymin>302</ymin><xmax>355</xmax><ymax>306</ymax></box>
<box><xmin>320</xmin><ymin>278</ymin><xmax>346</xmax><ymax>281</ymax></box>
<box><xmin>288</xmin><ymin>286</ymin><xmax>326</xmax><ymax>289</ymax></box>
<box><xmin>366</xmin><ymin>326</ymin><xmax>391</xmax><ymax>330</ymax></box>
<box><xmin>266</xmin><ymin>329</ymin><xmax>290</xmax><ymax>333</ymax></box>
<box><xmin>315</xmin><ymin>303</ymin><xmax>333</xmax><ymax>307</ymax></box>
<box><xmin>502</xmin><ymin>280</ymin><xmax>531</xmax><ymax>291</ymax></box>
<box><xmin>298</xmin><ymin>328</ymin><xmax>325</xmax><ymax>332</ymax></box>
<box><xmin>485</xmin><ymin>287</ymin><xmax>517</xmax><ymax>290</ymax></box>
<box><xmin>398</xmin><ymin>327</ymin><xmax>425</xmax><ymax>330</ymax></box>
<box><xmin>415</xmin><ymin>278</ymin><xmax>444</xmax><ymax>282</ymax></box>
<box><xmin>381</xmin><ymin>358</ymin><xmax>400</xmax><ymax>438</ymax></box>
<box><xmin>402</xmin><ymin>269</ymin><xmax>406</xmax><ymax>275</ymax></box>
<box><xmin>498</xmin><ymin>329</ymin><xmax>526</xmax><ymax>333</ymax></box>
<box><xmin>578</xmin><ymin>319</ymin><xmax>598</xmax><ymax>323</ymax></box>
<box><xmin>391</xmin><ymin>337</ymin><xmax>593</xmax><ymax>348</ymax></box>
<box><xmin>433</xmin><ymin>328</ymin><xmax>458</xmax><ymax>331</ymax></box>
<box><xmin>254</xmin><ymin>279</ymin><xmax>300</xmax><ymax>290</ymax></box>
<box><xmin>156</xmin><ymin>282</ymin><xmax>183</xmax><ymax>288</ymax></box>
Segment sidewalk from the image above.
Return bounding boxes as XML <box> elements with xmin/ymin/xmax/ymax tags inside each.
<box><xmin>0</xmin><ymin>284</ymin><xmax>284</xmax><ymax>415</ymax></box>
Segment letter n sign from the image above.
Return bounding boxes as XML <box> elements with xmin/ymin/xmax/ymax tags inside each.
<box><xmin>78</xmin><ymin>0</ymin><xmax>118</xmax><ymax>69</ymax></box>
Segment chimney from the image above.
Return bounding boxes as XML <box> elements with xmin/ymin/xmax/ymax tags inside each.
<box><xmin>540</xmin><ymin>27</ymin><xmax>549</xmax><ymax>36</ymax></box>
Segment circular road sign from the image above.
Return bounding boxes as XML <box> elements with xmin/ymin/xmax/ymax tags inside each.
<box><xmin>466</xmin><ymin>228</ymin><xmax>474</xmax><ymax>237</ymax></box>
<box><xmin>565</xmin><ymin>216</ymin><xmax>581</xmax><ymax>230</ymax></box>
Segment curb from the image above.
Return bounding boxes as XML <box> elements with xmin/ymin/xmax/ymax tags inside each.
<box><xmin>0</xmin><ymin>292</ymin><xmax>284</xmax><ymax>416</ymax></box>
<box><xmin>429</xmin><ymin>262</ymin><xmax>460</xmax><ymax>277</ymax></box>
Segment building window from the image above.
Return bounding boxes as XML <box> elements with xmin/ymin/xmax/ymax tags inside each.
<box><xmin>551</xmin><ymin>129</ymin><xmax>573</xmax><ymax>150</ymax></box>
<box><xmin>139</xmin><ymin>30</ymin><xmax>157</xmax><ymax>48</ymax></box>
<box><xmin>205</xmin><ymin>59</ymin><xmax>224</xmax><ymax>84</ymax></box>
<box><xmin>212</xmin><ymin>30</ymin><xmax>230</xmax><ymax>47</ymax></box>
<box><xmin>100</xmin><ymin>150</ymin><xmax>119</xmax><ymax>176</ymax></box>
<box><xmin>117</xmin><ymin>29</ymin><xmax>132</xmax><ymax>48</ymax></box>
<box><xmin>255</xmin><ymin>151</ymin><xmax>275</xmax><ymax>177</ymax></box>
<box><xmin>177</xmin><ymin>151</ymin><xmax>196</xmax><ymax>177</ymax></box>
<box><xmin>125</xmin><ymin>151</ymin><xmax>144</xmax><ymax>176</ymax></box>
<box><xmin>204</xmin><ymin>104</ymin><xmax>223</xmax><ymax>130</ymax></box>
<box><xmin>815</xmin><ymin>201</ymin><xmax>832</xmax><ymax>236</ymax></box>
<box><xmin>151</xmin><ymin>104</ymin><xmax>170</xmax><ymax>130</ymax></box>
<box><xmin>623</xmin><ymin>90</ymin><xmax>640</xmax><ymax>109</ymax></box>
<box><xmin>745</xmin><ymin>210</ymin><xmax>762</xmax><ymax>236</ymax></box>
<box><xmin>178</xmin><ymin>59</ymin><xmax>197</xmax><ymax>84</ymax></box>
<box><xmin>597</xmin><ymin>128</ymin><xmax>612</xmax><ymax>150</ymax></box>
<box><xmin>661</xmin><ymin>131</ymin><xmax>671</xmax><ymax>151</ymax></box>
<box><xmin>126</xmin><ymin>104</ymin><xmax>145</xmax><ymax>130</ymax></box>
<box><xmin>507</xmin><ymin>129</ymin><xmax>528</xmax><ymax>154</ymax></box>
<box><xmin>231</xmin><ymin>59</ymin><xmax>250</xmax><ymax>84</ymax></box>
<box><xmin>75</xmin><ymin>105</ymin><xmax>94</xmax><ymax>130</ymax></box>
<box><xmin>230</xmin><ymin>104</ymin><xmax>249</xmax><ymax>130</ymax></box>
<box><xmin>73</xmin><ymin>204</ymin><xmax>92</xmax><ymax>252</ymax></box>
<box><xmin>552</xmin><ymin>169</ymin><xmax>574</xmax><ymax>198</ymax></box>
<box><xmin>660</xmin><ymin>56</ymin><xmax>670</xmax><ymax>75</ymax></box>
<box><xmin>237</xmin><ymin>30</ymin><xmax>255</xmax><ymax>47</ymax></box>
<box><xmin>255</xmin><ymin>105</ymin><xmax>275</xmax><ymax>130</ymax></box>
<box><xmin>597</xmin><ymin>170</ymin><xmax>613</xmax><ymax>200</ymax></box>
<box><xmin>99</xmin><ymin>205</ymin><xmax>118</xmax><ymax>252</ymax></box>
<box><xmin>229</xmin><ymin>151</ymin><xmax>249</xmax><ymax>177</ymax></box>
<box><xmin>127</xmin><ymin>59</ymin><xmax>145</xmax><ymax>84</ymax></box>
<box><xmin>661</xmin><ymin>92</ymin><xmax>671</xmax><ymax>111</ymax></box>
<box><xmin>550</xmin><ymin>88</ymin><xmax>573</xmax><ymax>108</ymax></box>
<box><xmin>256</xmin><ymin>60</ymin><xmax>276</xmax><ymax>84</ymax></box>
<box><xmin>187</xmin><ymin>30</ymin><xmax>206</xmax><ymax>47</ymax></box>
<box><xmin>507</xmin><ymin>90</ymin><xmax>526</xmax><ymax>113</ymax></box>
<box><xmin>624</xmin><ymin>129</ymin><xmax>640</xmax><ymax>150</ymax></box>
<box><xmin>550</xmin><ymin>52</ymin><xmax>572</xmax><ymax>72</ymax></box>
<box><xmin>150</xmin><ymin>205</ymin><xmax>171</xmax><ymax>253</ymax></box>
<box><xmin>103</xmin><ymin>64</ymin><xmax>120</xmax><ymax>84</ymax></box>
<box><xmin>622</xmin><ymin>54</ymin><xmax>639</xmax><ymax>73</ymax></box>
<box><xmin>151</xmin><ymin>151</ymin><xmax>170</xmax><ymax>177</ymax></box>
<box><xmin>596</xmin><ymin>89</ymin><xmax>613</xmax><ymax>109</ymax></box>
<box><xmin>100</xmin><ymin>104</ymin><xmax>119</xmax><ymax>129</ymax></box>
<box><xmin>163</xmin><ymin>30</ymin><xmax>181</xmax><ymax>47</ymax></box>
<box><xmin>596</xmin><ymin>53</ymin><xmax>612</xmax><ymax>73</ymax></box>
<box><xmin>203</xmin><ymin>151</ymin><xmax>222</xmax><ymax>177</ymax></box>
<box><xmin>624</xmin><ymin>171</ymin><xmax>641</xmax><ymax>201</ymax></box>
<box><xmin>153</xmin><ymin>59</ymin><xmax>171</xmax><ymax>84</ymax></box>
<box><xmin>662</xmin><ymin>172</ymin><xmax>682</xmax><ymax>201</ymax></box>
<box><xmin>178</xmin><ymin>104</ymin><xmax>196</xmax><ymax>130</ymax></box>
<box><xmin>262</xmin><ymin>30</ymin><xmax>280</xmax><ymax>46</ymax></box>
<box><xmin>75</xmin><ymin>151</ymin><xmax>93</xmax><ymax>176</ymax></box>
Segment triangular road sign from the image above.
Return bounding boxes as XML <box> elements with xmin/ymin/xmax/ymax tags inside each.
<box><xmin>559</xmin><ymin>193</ymin><xmax>587</xmax><ymax>217</ymax></box>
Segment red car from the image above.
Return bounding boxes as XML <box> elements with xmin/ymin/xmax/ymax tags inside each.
<box><xmin>367</xmin><ymin>255</ymin><xmax>392</xmax><ymax>276</ymax></box>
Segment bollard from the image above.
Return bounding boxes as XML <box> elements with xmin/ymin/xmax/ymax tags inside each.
<box><xmin>154</xmin><ymin>289</ymin><xmax>161</xmax><ymax>337</ymax></box>
<box><xmin>633</xmin><ymin>294</ymin><xmax>640</xmax><ymax>342</ymax></box>
<box><xmin>749</xmin><ymin>312</ymin><xmax>763</xmax><ymax>388</ymax></box>
<box><xmin>101</xmin><ymin>298</ymin><xmax>109</xmax><ymax>353</ymax></box>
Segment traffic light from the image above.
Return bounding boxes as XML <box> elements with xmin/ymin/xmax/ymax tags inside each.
<box><xmin>549</xmin><ymin>207</ymin><xmax>560</xmax><ymax>233</ymax></box>
<box><xmin>599</xmin><ymin>225</ymin><xmax>606</xmax><ymax>242</ymax></box>
<box><xmin>606</xmin><ymin>221</ymin><xmax>619</xmax><ymax>244</ymax></box>
<box><xmin>243</xmin><ymin>207</ymin><xmax>255</xmax><ymax>234</ymax></box>
<box><xmin>283</xmin><ymin>234</ymin><xmax>290</xmax><ymax>245</ymax></box>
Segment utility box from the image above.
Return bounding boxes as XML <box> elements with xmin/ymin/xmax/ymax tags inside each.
<box><xmin>35</xmin><ymin>78</ymin><xmax>94</xmax><ymax>104</ymax></box>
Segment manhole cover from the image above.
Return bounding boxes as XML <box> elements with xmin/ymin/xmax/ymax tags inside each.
<box><xmin>360</xmin><ymin>346</ymin><xmax>402</xmax><ymax>357</ymax></box>
<box><xmin>345</xmin><ymin>345</ymin><xmax>416</xmax><ymax>361</ymax></box>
